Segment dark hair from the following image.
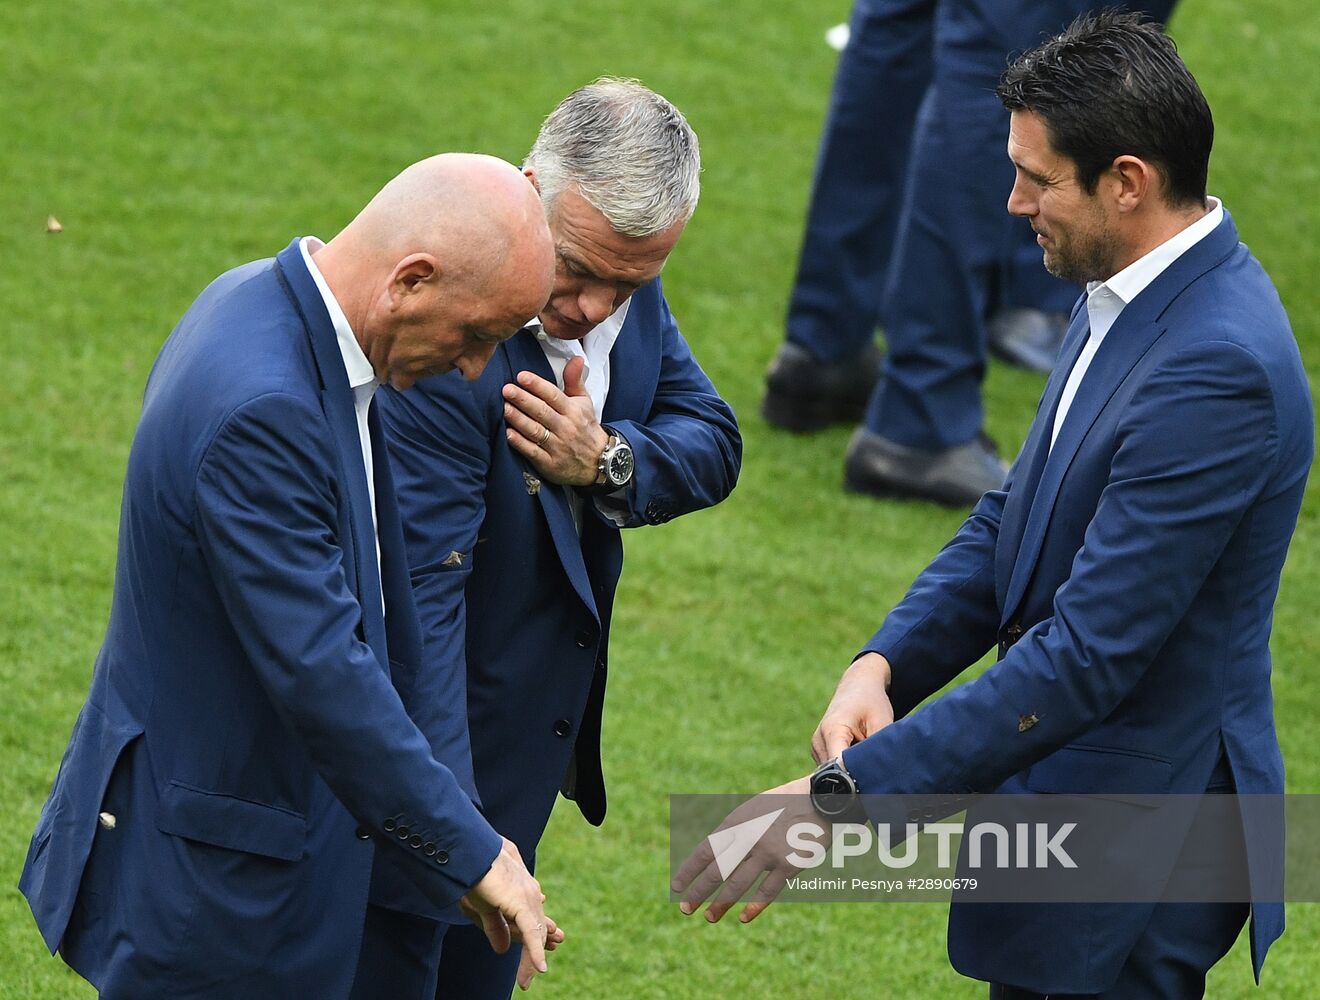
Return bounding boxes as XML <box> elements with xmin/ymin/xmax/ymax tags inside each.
<box><xmin>997</xmin><ymin>9</ymin><xmax>1212</xmax><ymax>206</ymax></box>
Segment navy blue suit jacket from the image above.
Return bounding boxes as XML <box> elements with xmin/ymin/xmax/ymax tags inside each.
<box><xmin>18</xmin><ymin>241</ymin><xmax>502</xmax><ymax>998</ymax></box>
<box><xmin>374</xmin><ymin>279</ymin><xmax>740</xmax><ymax>917</ymax></box>
<box><xmin>842</xmin><ymin>213</ymin><xmax>1310</xmax><ymax>992</ymax></box>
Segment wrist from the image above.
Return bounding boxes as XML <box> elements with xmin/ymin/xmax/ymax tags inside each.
<box><xmin>809</xmin><ymin>755</ymin><xmax>866</xmax><ymax>823</ymax></box>
<box><xmin>850</xmin><ymin>651</ymin><xmax>892</xmax><ymax>691</ymax></box>
<box><xmin>589</xmin><ymin>426</ymin><xmax>634</xmax><ymax>492</ymax></box>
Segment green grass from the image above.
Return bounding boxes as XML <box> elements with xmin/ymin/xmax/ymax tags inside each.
<box><xmin>2</xmin><ymin>0</ymin><xmax>1318</xmax><ymax>995</ymax></box>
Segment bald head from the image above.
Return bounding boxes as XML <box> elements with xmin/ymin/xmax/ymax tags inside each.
<box><xmin>345</xmin><ymin>153</ymin><xmax>547</xmax><ymax>293</ymax></box>
<box><xmin>316</xmin><ymin>153</ymin><xmax>554</xmax><ymax>388</ymax></box>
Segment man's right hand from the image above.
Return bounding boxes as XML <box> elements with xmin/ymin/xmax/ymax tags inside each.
<box><xmin>811</xmin><ymin>652</ymin><xmax>896</xmax><ymax>764</ymax></box>
<box><xmin>460</xmin><ymin>838</ymin><xmax>556</xmax><ymax>983</ymax></box>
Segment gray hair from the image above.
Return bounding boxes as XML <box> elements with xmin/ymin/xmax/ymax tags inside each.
<box><xmin>525</xmin><ymin>78</ymin><xmax>701</xmax><ymax>238</ymax></box>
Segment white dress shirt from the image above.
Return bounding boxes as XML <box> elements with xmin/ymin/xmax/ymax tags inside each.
<box><xmin>299</xmin><ymin>237</ymin><xmax>384</xmax><ymax>608</ymax></box>
<box><xmin>1050</xmin><ymin>197</ymin><xmax>1224</xmax><ymax>449</ymax></box>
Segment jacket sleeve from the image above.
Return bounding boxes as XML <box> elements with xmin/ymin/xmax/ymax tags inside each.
<box><xmin>377</xmin><ymin>377</ymin><xmax>494</xmax><ymax>802</ymax></box>
<box><xmin>859</xmin><ymin>482</ymin><xmax>1008</xmax><ymax>718</ymax></box>
<box><xmin>596</xmin><ymin>285</ymin><xmax>742</xmax><ymax>529</ymax></box>
<box><xmin>194</xmin><ymin>390</ymin><xmax>502</xmax><ymax>908</ymax></box>
<box><xmin>843</xmin><ymin>340</ymin><xmax>1279</xmax><ymax>794</ymax></box>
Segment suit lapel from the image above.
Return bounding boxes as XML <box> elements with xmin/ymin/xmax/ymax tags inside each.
<box><xmin>600</xmin><ymin>300</ymin><xmax>656</xmax><ymax>426</ymax></box>
<box><xmin>999</xmin><ymin>212</ymin><xmax>1243</xmax><ymax>623</ymax></box>
<box><xmin>995</xmin><ymin>305</ymin><xmax>1089</xmax><ymax>611</ymax></box>
<box><xmin>274</xmin><ymin>240</ymin><xmax>388</xmax><ymax>665</ymax></box>
<box><xmin>370</xmin><ymin>401</ymin><xmax>420</xmax><ymax>666</ymax></box>
<box><xmin>503</xmin><ymin>331</ymin><xmax>599</xmax><ymax>622</ymax></box>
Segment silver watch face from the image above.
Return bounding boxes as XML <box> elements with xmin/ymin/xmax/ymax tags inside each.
<box><xmin>605</xmin><ymin>442</ymin><xmax>634</xmax><ymax>486</ymax></box>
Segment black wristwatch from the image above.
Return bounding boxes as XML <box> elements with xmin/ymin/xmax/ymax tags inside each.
<box><xmin>594</xmin><ymin>428</ymin><xmax>635</xmax><ymax>490</ymax></box>
<box><xmin>810</xmin><ymin>756</ymin><xmax>866</xmax><ymax>823</ymax></box>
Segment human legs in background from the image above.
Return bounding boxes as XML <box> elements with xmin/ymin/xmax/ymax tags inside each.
<box><xmin>764</xmin><ymin>0</ymin><xmax>935</xmax><ymax>432</ymax></box>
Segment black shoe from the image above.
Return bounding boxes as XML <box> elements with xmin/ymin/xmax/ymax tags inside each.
<box><xmin>987</xmin><ymin>307</ymin><xmax>1068</xmax><ymax>374</ymax></box>
<box><xmin>844</xmin><ymin>428</ymin><xmax>1009</xmax><ymax>507</ymax></box>
<box><xmin>762</xmin><ymin>342</ymin><xmax>883</xmax><ymax>433</ymax></box>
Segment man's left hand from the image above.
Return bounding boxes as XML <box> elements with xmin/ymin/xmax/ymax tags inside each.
<box><xmin>504</xmin><ymin>356</ymin><xmax>608</xmax><ymax>486</ymax></box>
<box><xmin>671</xmin><ymin>775</ymin><xmax>827</xmax><ymax>924</ymax></box>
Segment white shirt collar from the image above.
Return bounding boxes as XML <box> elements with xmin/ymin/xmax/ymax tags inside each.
<box><xmin>299</xmin><ymin>236</ymin><xmax>377</xmax><ymax>392</ymax></box>
<box><xmin>1086</xmin><ymin>196</ymin><xmax>1224</xmax><ymax>308</ymax></box>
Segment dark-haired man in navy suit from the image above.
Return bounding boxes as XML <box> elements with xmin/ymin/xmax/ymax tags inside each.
<box><xmin>20</xmin><ymin>154</ymin><xmax>561</xmax><ymax>999</ymax></box>
<box><xmin>365</xmin><ymin>80</ymin><xmax>741</xmax><ymax>999</ymax></box>
<box><xmin>677</xmin><ymin>14</ymin><xmax>1310</xmax><ymax>997</ymax></box>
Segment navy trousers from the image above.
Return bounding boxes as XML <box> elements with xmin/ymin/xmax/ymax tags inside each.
<box><xmin>351</xmin><ymin>904</ymin><xmax>521</xmax><ymax>1000</ymax></box>
<box><xmin>784</xmin><ymin>0</ymin><xmax>936</xmax><ymax>366</ymax></box>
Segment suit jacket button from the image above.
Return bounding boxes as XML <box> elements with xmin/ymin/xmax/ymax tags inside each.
<box><xmin>396</xmin><ymin>826</ymin><xmax>411</xmax><ymax>839</ymax></box>
<box><xmin>355</xmin><ymin>827</ymin><xmax>371</xmax><ymax>841</ymax></box>
<box><xmin>554</xmin><ymin>719</ymin><xmax>572</xmax><ymax>738</ymax></box>
<box><xmin>435</xmin><ymin>849</ymin><xmax>449</xmax><ymax>865</ymax></box>
<box><xmin>383</xmin><ymin>817</ymin><xmax>398</xmax><ymax>832</ymax></box>
<box><xmin>409</xmin><ymin>834</ymin><xmax>423</xmax><ymax>848</ymax></box>
<box><xmin>423</xmin><ymin>842</ymin><xmax>437</xmax><ymax>856</ymax></box>
<box><xmin>575</xmin><ymin>628</ymin><xmax>595</xmax><ymax>648</ymax></box>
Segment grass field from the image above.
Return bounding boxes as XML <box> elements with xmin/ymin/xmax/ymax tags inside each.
<box><xmin>2</xmin><ymin>0</ymin><xmax>1318</xmax><ymax>996</ymax></box>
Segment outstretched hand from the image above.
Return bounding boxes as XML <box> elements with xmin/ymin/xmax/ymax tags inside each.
<box><xmin>671</xmin><ymin>775</ymin><xmax>825</xmax><ymax>925</ymax></box>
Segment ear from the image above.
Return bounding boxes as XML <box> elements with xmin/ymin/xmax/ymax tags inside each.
<box><xmin>388</xmin><ymin>253</ymin><xmax>440</xmax><ymax>301</ymax></box>
<box><xmin>1110</xmin><ymin>155</ymin><xmax>1158</xmax><ymax>214</ymax></box>
<box><xmin>523</xmin><ymin>167</ymin><xmax>540</xmax><ymax>195</ymax></box>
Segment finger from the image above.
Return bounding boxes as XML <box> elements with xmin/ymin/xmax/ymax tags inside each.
<box><xmin>478</xmin><ymin>909</ymin><xmax>512</xmax><ymax>955</ymax></box>
<box><xmin>503</xmin><ymin>402</ymin><xmax>553</xmax><ymax>445</ymax></box>
<box><xmin>506</xmin><ymin>426</ymin><xmax>549</xmax><ymax>464</ymax></box>
<box><xmin>671</xmin><ymin>839</ymin><xmax>716</xmax><ymax>897</ymax></box>
<box><xmin>514</xmin><ymin>370</ymin><xmax>572</xmax><ymax>413</ymax></box>
<box><xmin>513</xmin><ymin>908</ymin><xmax>549</xmax><ymax>975</ymax></box>
<box><xmin>504</xmin><ymin>383</ymin><xmax>563</xmax><ymax>426</ymax></box>
<box><xmin>542</xmin><ymin>915</ymin><xmax>563</xmax><ymax>948</ymax></box>
<box><xmin>739</xmin><ymin>866</ymin><xmax>792</xmax><ymax>923</ymax></box>
<box><xmin>704</xmin><ymin>859</ymin><xmax>769</xmax><ymax>923</ymax></box>
<box><xmin>562</xmin><ymin>356</ymin><xmax>589</xmax><ymax>397</ymax></box>
<box><xmin>810</xmin><ymin>725</ymin><xmax>828</xmax><ymax>765</ymax></box>
<box><xmin>516</xmin><ymin>947</ymin><xmax>534</xmax><ymax>991</ymax></box>
<box><xmin>822</xmin><ymin>724</ymin><xmax>857</xmax><ymax>762</ymax></box>
<box><xmin>679</xmin><ymin>861</ymin><xmax>728</xmax><ymax>916</ymax></box>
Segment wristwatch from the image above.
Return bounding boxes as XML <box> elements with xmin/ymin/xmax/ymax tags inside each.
<box><xmin>809</xmin><ymin>755</ymin><xmax>865</xmax><ymax>823</ymax></box>
<box><xmin>594</xmin><ymin>429</ymin><xmax>635</xmax><ymax>490</ymax></box>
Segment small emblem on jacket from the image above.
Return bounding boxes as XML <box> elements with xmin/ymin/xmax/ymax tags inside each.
<box><xmin>441</xmin><ymin>551</ymin><xmax>466</xmax><ymax>568</ymax></box>
<box><xmin>523</xmin><ymin>471</ymin><xmax>542</xmax><ymax>495</ymax></box>
<box><xmin>1018</xmin><ymin>713</ymin><xmax>1039</xmax><ymax>733</ymax></box>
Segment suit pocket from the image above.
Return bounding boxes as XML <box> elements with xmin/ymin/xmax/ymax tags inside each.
<box><xmin>1026</xmin><ymin>744</ymin><xmax>1172</xmax><ymax>804</ymax></box>
<box><xmin>156</xmin><ymin>781</ymin><xmax>306</xmax><ymax>861</ymax></box>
